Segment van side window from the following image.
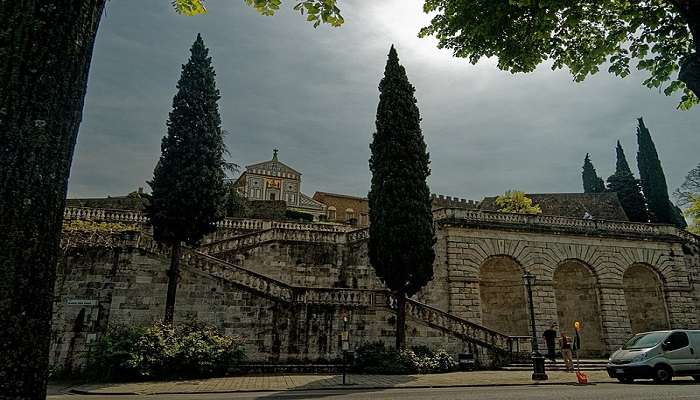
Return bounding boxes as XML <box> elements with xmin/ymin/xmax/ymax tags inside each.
<box><xmin>664</xmin><ymin>332</ymin><xmax>689</xmax><ymax>351</ymax></box>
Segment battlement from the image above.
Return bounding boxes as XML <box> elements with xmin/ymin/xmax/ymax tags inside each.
<box><xmin>431</xmin><ymin>193</ymin><xmax>481</xmax><ymax>209</ymax></box>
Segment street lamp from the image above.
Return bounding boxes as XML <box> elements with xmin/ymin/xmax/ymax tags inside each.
<box><xmin>523</xmin><ymin>272</ymin><xmax>548</xmax><ymax>380</ymax></box>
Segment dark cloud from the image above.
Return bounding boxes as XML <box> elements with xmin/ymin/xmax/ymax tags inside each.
<box><xmin>69</xmin><ymin>0</ymin><xmax>700</xmax><ymax>203</ymax></box>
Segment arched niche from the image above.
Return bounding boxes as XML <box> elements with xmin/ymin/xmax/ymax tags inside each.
<box><xmin>479</xmin><ymin>255</ymin><xmax>528</xmax><ymax>335</ymax></box>
<box><xmin>553</xmin><ymin>260</ymin><xmax>605</xmax><ymax>356</ymax></box>
<box><xmin>623</xmin><ymin>264</ymin><xmax>669</xmax><ymax>334</ymax></box>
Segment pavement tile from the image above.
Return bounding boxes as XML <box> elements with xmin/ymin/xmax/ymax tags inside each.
<box><xmin>69</xmin><ymin>370</ymin><xmax>620</xmax><ymax>395</ymax></box>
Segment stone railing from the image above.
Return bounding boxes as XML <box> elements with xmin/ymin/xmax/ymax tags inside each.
<box><xmin>403</xmin><ymin>298</ymin><xmax>515</xmax><ymax>353</ymax></box>
<box><xmin>294</xmin><ymin>287</ymin><xmax>384</xmax><ymax>306</ymax></box>
<box><xmin>200</xmin><ymin>229</ymin><xmax>276</xmax><ymax>255</ymax></box>
<box><xmin>200</xmin><ymin>227</ymin><xmax>370</xmax><ymax>255</ymax></box>
<box><xmin>64</xmin><ymin>207</ymin><xmax>148</xmax><ymax>223</ymax></box>
<box><xmin>433</xmin><ymin>207</ymin><xmax>692</xmax><ymax>241</ymax></box>
<box><xmin>64</xmin><ymin>207</ymin><xmax>350</xmax><ymax>232</ymax></box>
<box><xmin>138</xmin><ymin>235</ymin><xmax>296</xmax><ymax>303</ymax></box>
<box><xmin>217</xmin><ymin>219</ymin><xmax>268</xmax><ymax>231</ymax></box>
<box><xmin>347</xmin><ymin>228</ymin><xmax>369</xmax><ymax>243</ymax></box>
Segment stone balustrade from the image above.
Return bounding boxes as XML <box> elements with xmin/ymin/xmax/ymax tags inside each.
<box><xmin>294</xmin><ymin>287</ymin><xmax>383</xmax><ymax>306</ymax></box>
<box><xmin>138</xmin><ymin>235</ymin><xmax>296</xmax><ymax>302</ymax></box>
<box><xmin>63</xmin><ymin>207</ymin><xmax>147</xmax><ymax>223</ymax></box>
<box><xmin>200</xmin><ymin>227</ymin><xmax>368</xmax><ymax>255</ymax></box>
<box><xmin>347</xmin><ymin>228</ymin><xmax>369</xmax><ymax>243</ymax></box>
<box><xmin>433</xmin><ymin>207</ymin><xmax>694</xmax><ymax>242</ymax></box>
<box><xmin>64</xmin><ymin>207</ymin><xmax>351</xmax><ymax>231</ymax></box>
<box><xmin>66</xmin><ymin>206</ymin><xmax>696</xmax><ymax>245</ymax></box>
<box><xmin>404</xmin><ymin>298</ymin><xmax>515</xmax><ymax>354</ymax></box>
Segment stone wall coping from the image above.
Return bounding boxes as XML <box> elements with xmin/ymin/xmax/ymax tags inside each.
<box><xmin>63</xmin><ymin>207</ymin><xmax>352</xmax><ymax>232</ymax></box>
<box><xmin>65</xmin><ymin>206</ymin><xmax>699</xmax><ymax>247</ymax></box>
<box><xmin>433</xmin><ymin>207</ymin><xmax>697</xmax><ymax>244</ymax></box>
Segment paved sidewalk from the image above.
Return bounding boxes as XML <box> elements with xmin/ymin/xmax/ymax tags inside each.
<box><xmin>70</xmin><ymin>370</ymin><xmax>617</xmax><ymax>395</ymax></box>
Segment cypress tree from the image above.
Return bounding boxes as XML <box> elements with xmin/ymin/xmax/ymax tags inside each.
<box><xmin>146</xmin><ymin>34</ymin><xmax>227</xmax><ymax>325</ymax></box>
<box><xmin>636</xmin><ymin>117</ymin><xmax>677</xmax><ymax>225</ymax></box>
<box><xmin>368</xmin><ymin>46</ymin><xmax>436</xmax><ymax>350</ymax></box>
<box><xmin>582</xmin><ymin>153</ymin><xmax>606</xmax><ymax>193</ymax></box>
<box><xmin>607</xmin><ymin>141</ymin><xmax>649</xmax><ymax>222</ymax></box>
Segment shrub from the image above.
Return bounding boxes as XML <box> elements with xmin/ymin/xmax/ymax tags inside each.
<box><xmin>353</xmin><ymin>342</ymin><xmax>456</xmax><ymax>374</ymax></box>
<box><xmin>86</xmin><ymin>322</ymin><xmax>245</xmax><ymax>381</ymax></box>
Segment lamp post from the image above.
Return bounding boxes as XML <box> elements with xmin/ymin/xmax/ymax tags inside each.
<box><xmin>341</xmin><ymin>314</ymin><xmax>349</xmax><ymax>385</ymax></box>
<box><xmin>523</xmin><ymin>272</ymin><xmax>548</xmax><ymax>380</ymax></box>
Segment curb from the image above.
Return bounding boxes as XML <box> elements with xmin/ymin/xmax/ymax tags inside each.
<box><xmin>70</xmin><ymin>380</ymin><xmax>607</xmax><ymax>395</ymax></box>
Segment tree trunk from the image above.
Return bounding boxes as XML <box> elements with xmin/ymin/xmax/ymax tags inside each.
<box><xmin>163</xmin><ymin>242</ymin><xmax>181</xmax><ymax>325</ymax></box>
<box><xmin>0</xmin><ymin>1</ymin><xmax>106</xmax><ymax>398</ymax></box>
<box><xmin>395</xmin><ymin>292</ymin><xmax>406</xmax><ymax>350</ymax></box>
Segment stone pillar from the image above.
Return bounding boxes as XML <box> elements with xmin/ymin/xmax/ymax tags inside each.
<box><xmin>598</xmin><ymin>285</ymin><xmax>633</xmax><ymax>353</ymax></box>
<box><xmin>532</xmin><ymin>280</ymin><xmax>558</xmax><ymax>352</ymax></box>
<box><xmin>445</xmin><ymin>231</ymin><xmax>481</xmax><ymax>322</ymax></box>
<box><xmin>665</xmin><ymin>289</ymin><xmax>699</xmax><ymax>329</ymax></box>
<box><xmin>448</xmin><ymin>278</ymin><xmax>481</xmax><ymax>322</ymax></box>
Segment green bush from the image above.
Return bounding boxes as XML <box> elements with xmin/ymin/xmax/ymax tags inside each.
<box><xmin>353</xmin><ymin>342</ymin><xmax>456</xmax><ymax>374</ymax></box>
<box><xmin>86</xmin><ymin>322</ymin><xmax>245</xmax><ymax>381</ymax></box>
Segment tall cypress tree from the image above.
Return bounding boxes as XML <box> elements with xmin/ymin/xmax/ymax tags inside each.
<box><xmin>582</xmin><ymin>153</ymin><xmax>606</xmax><ymax>193</ymax></box>
<box><xmin>368</xmin><ymin>46</ymin><xmax>435</xmax><ymax>350</ymax></box>
<box><xmin>607</xmin><ymin>141</ymin><xmax>649</xmax><ymax>222</ymax></box>
<box><xmin>636</xmin><ymin>117</ymin><xmax>677</xmax><ymax>225</ymax></box>
<box><xmin>146</xmin><ymin>34</ymin><xmax>227</xmax><ymax>325</ymax></box>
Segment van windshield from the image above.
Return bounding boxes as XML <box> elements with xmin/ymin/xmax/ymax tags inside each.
<box><xmin>622</xmin><ymin>332</ymin><xmax>667</xmax><ymax>350</ymax></box>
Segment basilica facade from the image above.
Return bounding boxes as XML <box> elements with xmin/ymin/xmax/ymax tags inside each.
<box><xmin>232</xmin><ymin>149</ymin><xmax>326</xmax><ymax>219</ymax></box>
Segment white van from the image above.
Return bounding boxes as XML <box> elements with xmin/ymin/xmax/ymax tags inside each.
<box><xmin>607</xmin><ymin>330</ymin><xmax>700</xmax><ymax>383</ymax></box>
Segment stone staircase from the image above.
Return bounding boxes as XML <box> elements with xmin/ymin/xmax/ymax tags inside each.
<box><xmin>136</xmin><ymin>233</ymin><xmax>525</xmax><ymax>360</ymax></box>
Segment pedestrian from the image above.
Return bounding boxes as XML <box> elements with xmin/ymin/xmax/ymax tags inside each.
<box><xmin>560</xmin><ymin>332</ymin><xmax>574</xmax><ymax>372</ymax></box>
<box><xmin>543</xmin><ymin>323</ymin><xmax>557</xmax><ymax>362</ymax></box>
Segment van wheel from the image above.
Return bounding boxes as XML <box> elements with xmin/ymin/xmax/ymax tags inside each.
<box><xmin>653</xmin><ymin>365</ymin><xmax>673</xmax><ymax>384</ymax></box>
<box><xmin>617</xmin><ymin>377</ymin><xmax>634</xmax><ymax>384</ymax></box>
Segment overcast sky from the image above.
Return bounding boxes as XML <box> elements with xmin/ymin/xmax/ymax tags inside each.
<box><xmin>68</xmin><ymin>0</ymin><xmax>700</xmax><ymax>202</ymax></box>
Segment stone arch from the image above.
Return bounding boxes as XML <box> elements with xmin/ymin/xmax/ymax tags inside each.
<box><xmin>623</xmin><ymin>263</ymin><xmax>669</xmax><ymax>334</ymax></box>
<box><xmin>479</xmin><ymin>255</ymin><xmax>529</xmax><ymax>335</ymax></box>
<box><xmin>553</xmin><ymin>259</ymin><xmax>605</xmax><ymax>356</ymax></box>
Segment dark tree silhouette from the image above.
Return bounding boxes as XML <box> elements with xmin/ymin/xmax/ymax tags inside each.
<box><xmin>146</xmin><ymin>34</ymin><xmax>227</xmax><ymax>325</ymax></box>
<box><xmin>368</xmin><ymin>46</ymin><xmax>436</xmax><ymax>349</ymax></box>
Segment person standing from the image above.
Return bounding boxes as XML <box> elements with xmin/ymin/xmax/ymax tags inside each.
<box><xmin>560</xmin><ymin>332</ymin><xmax>574</xmax><ymax>372</ymax></box>
<box><xmin>543</xmin><ymin>323</ymin><xmax>558</xmax><ymax>362</ymax></box>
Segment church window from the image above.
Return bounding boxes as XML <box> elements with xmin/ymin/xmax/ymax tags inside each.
<box><xmin>327</xmin><ymin>206</ymin><xmax>336</xmax><ymax>220</ymax></box>
<box><xmin>270</xmin><ymin>193</ymin><xmax>276</xmax><ymax>201</ymax></box>
<box><xmin>345</xmin><ymin>208</ymin><xmax>355</xmax><ymax>221</ymax></box>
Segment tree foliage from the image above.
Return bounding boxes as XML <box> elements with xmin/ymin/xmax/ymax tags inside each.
<box><xmin>607</xmin><ymin>141</ymin><xmax>649</xmax><ymax>222</ymax></box>
<box><xmin>635</xmin><ymin>117</ymin><xmax>679</xmax><ymax>226</ymax></box>
<box><xmin>685</xmin><ymin>195</ymin><xmax>700</xmax><ymax>234</ymax></box>
<box><xmin>582</xmin><ymin>153</ymin><xmax>606</xmax><ymax>193</ymax></box>
<box><xmin>173</xmin><ymin>0</ymin><xmax>344</xmax><ymax>27</ymax></box>
<box><xmin>495</xmin><ymin>190</ymin><xmax>542</xmax><ymax>214</ymax></box>
<box><xmin>61</xmin><ymin>220</ymin><xmax>139</xmax><ymax>251</ymax></box>
<box><xmin>146</xmin><ymin>34</ymin><xmax>227</xmax><ymax>324</ymax></box>
<box><xmin>675</xmin><ymin>162</ymin><xmax>700</xmax><ymax>206</ymax></box>
<box><xmin>368</xmin><ymin>46</ymin><xmax>436</xmax><ymax>349</ymax></box>
<box><xmin>420</xmin><ymin>0</ymin><xmax>700</xmax><ymax>109</ymax></box>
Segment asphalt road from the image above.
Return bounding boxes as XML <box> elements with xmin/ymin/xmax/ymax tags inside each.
<box><xmin>48</xmin><ymin>381</ymin><xmax>700</xmax><ymax>400</ymax></box>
